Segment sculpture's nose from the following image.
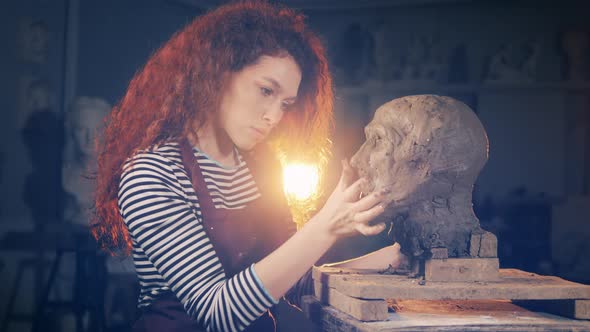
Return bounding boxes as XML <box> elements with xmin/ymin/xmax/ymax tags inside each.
<box><xmin>350</xmin><ymin>143</ymin><xmax>367</xmax><ymax>176</ymax></box>
<box><xmin>350</xmin><ymin>149</ymin><xmax>361</xmax><ymax>170</ymax></box>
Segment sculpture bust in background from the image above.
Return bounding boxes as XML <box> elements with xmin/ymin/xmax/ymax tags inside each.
<box><xmin>351</xmin><ymin>95</ymin><xmax>490</xmax><ymax>261</ymax></box>
<box><xmin>62</xmin><ymin>97</ymin><xmax>110</xmax><ymax>226</ymax></box>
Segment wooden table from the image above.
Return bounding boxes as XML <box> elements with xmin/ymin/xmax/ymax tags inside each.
<box><xmin>302</xmin><ymin>266</ymin><xmax>590</xmax><ymax>331</ymax></box>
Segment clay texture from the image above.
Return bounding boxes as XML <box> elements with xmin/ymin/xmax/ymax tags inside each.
<box><xmin>351</xmin><ymin>95</ymin><xmax>489</xmax><ymax>259</ymax></box>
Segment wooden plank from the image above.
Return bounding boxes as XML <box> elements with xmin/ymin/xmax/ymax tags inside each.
<box><xmin>430</xmin><ymin>247</ymin><xmax>448</xmax><ymax>259</ymax></box>
<box><xmin>313</xmin><ymin>267</ymin><xmax>590</xmax><ymax>301</ymax></box>
<box><xmin>479</xmin><ymin>232</ymin><xmax>498</xmax><ymax>258</ymax></box>
<box><xmin>514</xmin><ymin>299</ymin><xmax>590</xmax><ymax>320</ymax></box>
<box><xmin>580</xmin><ymin>300</ymin><xmax>590</xmax><ymax>320</ymax></box>
<box><xmin>302</xmin><ymin>295</ymin><xmax>590</xmax><ymax>331</ymax></box>
<box><xmin>470</xmin><ymin>231</ymin><xmax>498</xmax><ymax>258</ymax></box>
<box><xmin>424</xmin><ymin>258</ymin><xmax>499</xmax><ymax>282</ymax></box>
<box><xmin>301</xmin><ymin>295</ymin><xmax>378</xmax><ymax>332</ymax></box>
<box><xmin>314</xmin><ymin>281</ymin><xmax>388</xmax><ymax>321</ymax></box>
<box><xmin>469</xmin><ymin>232</ymin><xmax>482</xmax><ymax>257</ymax></box>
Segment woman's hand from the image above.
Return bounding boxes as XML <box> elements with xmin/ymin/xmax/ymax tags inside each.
<box><xmin>322</xmin><ymin>243</ymin><xmax>408</xmax><ymax>271</ymax></box>
<box><xmin>313</xmin><ymin>159</ymin><xmax>389</xmax><ymax>239</ymax></box>
<box><xmin>386</xmin><ymin>242</ymin><xmax>408</xmax><ymax>270</ymax></box>
<box><xmin>255</xmin><ymin>161</ymin><xmax>391</xmax><ymax>301</ymax></box>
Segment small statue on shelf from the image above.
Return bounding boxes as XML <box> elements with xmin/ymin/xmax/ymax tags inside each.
<box><xmin>484</xmin><ymin>40</ymin><xmax>543</xmax><ymax>83</ymax></box>
<box><xmin>421</xmin><ymin>35</ymin><xmax>446</xmax><ymax>82</ymax></box>
<box><xmin>484</xmin><ymin>43</ymin><xmax>522</xmax><ymax>82</ymax></box>
<box><xmin>371</xmin><ymin>20</ymin><xmax>403</xmax><ymax>82</ymax></box>
<box><xmin>62</xmin><ymin>97</ymin><xmax>111</xmax><ymax>226</ymax></box>
<box><xmin>521</xmin><ymin>39</ymin><xmax>542</xmax><ymax>80</ymax></box>
<box><xmin>401</xmin><ymin>34</ymin><xmax>426</xmax><ymax>80</ymax></box>
<box><xmin>333</xmin><ymin>22</ymin><xmax>374</xmax><ymax>85</ymax></box>
<box><xmin>560</xmin><ymin>29</ymin><xmax>590</xmax><ymax>82</ymax></box>
<box><xmin>21</xmin><ymin>110</ymin><xmax>67</xmax><ymax>230</ymax></box>
<box><xmin>18</xmin><ymin>17</ymin><xmax>49</xmax><ymax>64</ymax></box>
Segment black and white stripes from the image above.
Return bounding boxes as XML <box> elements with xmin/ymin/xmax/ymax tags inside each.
<box><xmin>118</xmin><ymin>141</ymin><xmax>276</xmax><ymax>332</ymax></box>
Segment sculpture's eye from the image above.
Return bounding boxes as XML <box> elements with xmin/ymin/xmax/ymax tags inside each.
<box><xmin>372</xmin><ymin>135</ymin><xmax>382</xmax><ymax>146</ymax></box>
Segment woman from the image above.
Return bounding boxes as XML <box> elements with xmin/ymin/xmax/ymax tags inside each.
<box><xmin>93</xmin><ymin>2</ymin><xmax>401</xmax><ymax>331</ymax></box>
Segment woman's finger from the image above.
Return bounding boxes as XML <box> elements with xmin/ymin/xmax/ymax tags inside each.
<box><xmin>352</xmin><ymin>188</ymin><xmax>389</xmax><ymax>212</ymax></box>
<box><xmin>355</xmin><ymin>222</ymin><xmax>386</xmax><ymax>236</ymax></box>
<box><xmin>342</xmin><ymin>177</ymin><xmax>366</xmax><ymax>201</ymax></box>
<box><xmin>337</xmin><ymin>159</ymin><xmax>357</xmax><ymax>189</ymax></box>
<box><xmin>353</xmin><ymin>203</ymin><xmax>386</xmax><ymax>225</ymax></box>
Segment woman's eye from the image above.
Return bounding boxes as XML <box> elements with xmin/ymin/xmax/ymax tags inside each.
<box><xmin>281</xmin><ymin>102</ymin><xmax>294</xmax><ymax>111</ymax></box>
<box><xmin>260</xmin><ymin>87</ymin><xmax>273</xmax><ymax>96</ymax></box>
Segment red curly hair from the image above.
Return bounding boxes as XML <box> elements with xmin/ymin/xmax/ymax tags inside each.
<box><xmin>93</xmin><ymin>1</ymin><xmax>333</xmax><ymax>255</ymax></box>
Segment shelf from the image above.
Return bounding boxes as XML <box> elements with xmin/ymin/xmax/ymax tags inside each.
<box><xmin>336</xmin><ymin>80</ymin><xmax>590</xmax><ymax>97</ymax></box>
<box><xmin>170</xmin><ymin>0</ymin><xmax>473</xmax><ymax>10</ymax></box>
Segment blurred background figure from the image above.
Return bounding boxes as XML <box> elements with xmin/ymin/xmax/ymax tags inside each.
<box><xmin>62</xmin><ymin>96</ymin><xmax>110</xmax><ymax>227</ymax></box>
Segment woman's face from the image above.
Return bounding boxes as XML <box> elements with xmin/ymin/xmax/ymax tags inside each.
<box><xmin>218</xmin><ymin>54</ymin><xmax>302</xmax><ymax>150</ymax></box>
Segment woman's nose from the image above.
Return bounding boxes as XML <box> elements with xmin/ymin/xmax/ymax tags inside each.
<box><xmin>262</xmin><ymin>102</ymin><xmax>284</xmax><ymax>127</ymax></box>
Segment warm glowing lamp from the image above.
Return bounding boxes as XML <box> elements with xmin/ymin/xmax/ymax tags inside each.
<box><xmin>283</xmin><ymin>163</ymin><xmax>319</xmax><ymax>201</ymax></box>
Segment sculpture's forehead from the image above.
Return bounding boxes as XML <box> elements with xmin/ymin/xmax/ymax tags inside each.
<box><xmin>371</xmin><ymin>100</ymin><xmax>434</xmax><ymax>132</ymax></box>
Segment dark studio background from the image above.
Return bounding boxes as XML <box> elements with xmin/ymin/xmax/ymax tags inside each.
<box><xmin>0</xmin><ymin>0</ymin><xmax>589</xmax><ymax>331</ymax></box>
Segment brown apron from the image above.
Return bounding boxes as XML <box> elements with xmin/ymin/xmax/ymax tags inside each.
<box><xmin>133</xmin><ymin>139</ymin><xmax>296</xmax><ymax>331</ymax></box>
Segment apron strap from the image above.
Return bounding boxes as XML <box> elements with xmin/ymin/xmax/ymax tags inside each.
<box><xmin>179</xmin><ymin>139</ymin><xmax>217</xmax><ymax>213</ymax></box>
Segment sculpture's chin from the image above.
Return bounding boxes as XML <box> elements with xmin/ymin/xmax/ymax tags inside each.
<box><xmin>359</xmin><ymin>178</ymin><xmax>375</xmax><ymax>198</ymax></box>
<box><xmin>386</xmin><ymin>197</ymin><xmax>407</xmax><ymax>213</ymax></box>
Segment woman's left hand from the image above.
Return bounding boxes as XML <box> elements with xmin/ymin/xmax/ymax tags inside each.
<box><xmin>323</xmin><ymin>242</ymin><xmax>408</xmax><ymax>271</ymax></box>
<box><xmin>386</xmin><ymin>243</ymin><xmax>408</xmax><ymax>270</ymax></box>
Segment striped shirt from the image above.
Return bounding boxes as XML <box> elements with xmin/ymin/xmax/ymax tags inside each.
<box><xmin>118</xmin><ymin>140</ymin><xmax>281</xmax><ymax>332</ymax></box>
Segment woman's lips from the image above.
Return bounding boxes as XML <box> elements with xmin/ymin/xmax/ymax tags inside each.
<box><xmin>251</xmin><ymin>127</ymin><xmax>266</xmax><ymax>138</ymax></box>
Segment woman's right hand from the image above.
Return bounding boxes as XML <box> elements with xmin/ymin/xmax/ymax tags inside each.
<box><xmin>313</xmin><ymin>159</ymin><xmax>389</xmax><ymax>239</ymax></box>
<box><xmin>254</xmin><ymin>160</ymin><xmax>390</xmax><ymax>301</ymax></box>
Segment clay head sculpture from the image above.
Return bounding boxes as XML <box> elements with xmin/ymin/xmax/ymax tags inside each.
<box><xmin>351</xmin><ymin>95</ymin><xmax>489</xmax><ymax>259</ymax></box>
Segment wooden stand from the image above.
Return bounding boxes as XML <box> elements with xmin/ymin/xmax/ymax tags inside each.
<box><xmin>308</xmin><ymin>231</ymin><xmax>590</xmax><ymax>330</ymax></box>
<box><xmin>302</xmin><ymin>295</ymin><xmax>590</xmax><ymax>331</ymax></box>
<box><xmin>311</xmin><ymin>265</ymin><xmax>590</xmax><ymax>324</ymax></box>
